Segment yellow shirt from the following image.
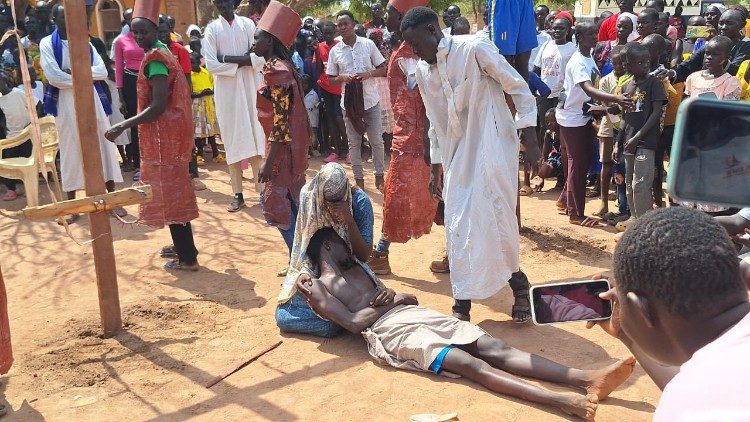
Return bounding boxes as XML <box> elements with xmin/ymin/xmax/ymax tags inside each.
<box><xmin>191</xmin><ymin>67</ymin><xmax>213</xmax><ymax>94</ymax></box>
<box><xmin>663</xmin><ymin>79</ymin><xmax>682</xmax><ymax>127</ymax></box>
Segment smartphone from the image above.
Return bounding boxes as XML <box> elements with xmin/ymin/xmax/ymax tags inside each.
<box><xmin>529</xmin><ymin>279</ymin><xmax>612</xmax><ymax>325</ymax></box>
<box><xmin>686</xmin><ymin>25</ymin><xmax>711</xmax><ymax>39</ymax></box>
<box><xmin>669</xmin><ymin>98</ymin><xmax>750</xmax><ymax>208</ymax></box>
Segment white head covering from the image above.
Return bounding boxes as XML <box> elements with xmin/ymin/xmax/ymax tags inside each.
<box><xmin>186</xmin><ymin>24</ymin><xmax>201</xmax><ymax>38</ymax></box>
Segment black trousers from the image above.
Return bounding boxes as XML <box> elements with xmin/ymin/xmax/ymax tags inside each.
<box><xmin>452</xmin><ymin>271</ymin><xmax>529</xmax><ymax>316</ymax></box>
<box><xmin>169</xmin><ymin>222</ymin><xmax>198</xmax><ymax>264</ymax></box>
<box><xmin>122</xmin><ymin>71</ymin><xmax>140</xmax><ymax>168</ymax></box>
<box><xmin>653</xmin><ymin>125</ymin><xmax>674</xmax><ymax>206</ymax></box>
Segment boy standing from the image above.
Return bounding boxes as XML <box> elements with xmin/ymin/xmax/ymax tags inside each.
<box><xmin>401</xmin><ymin>7</ymin><xmax>539</xmax><ymax>322</ymax></box>
<box><xmin>615</xmin><ymin>43</ymin><xmax>666</xmax><ymax>224</ymax></box>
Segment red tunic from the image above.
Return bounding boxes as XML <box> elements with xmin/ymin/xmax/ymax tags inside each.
<box><xmin>381</xmin><ymin>42</ymin><xmax>438</xmax><ymax>243</ymax></box>
<box><xmin>257</xmin><ymin>58</ymin><xmax>310</xmax><ymax>230</ymax></box>
<box><xmin>0</xmin><ymin>266</ymin><xmax>12</xmax><ymax>375</ymax></box>
<box><xmin>137</xmin><ymin>48</ymin><xmax>199</xmax><ymax>228</ymax></box>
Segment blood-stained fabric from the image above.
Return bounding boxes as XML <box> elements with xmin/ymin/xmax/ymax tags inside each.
<box><xmin>381</xmin><ymin>42</ymin><xmax>437</xmax><ymax>243</ymax></box>
<box><xmin>257</xmin><ymin>58</ymin><xmax>310</xmax><ymax>230</ymax></box>
<box><xmin>0</xmin><ymin>265</ymin><xmax>12</xmax><ymax>375</ymax></box>
<box><xmin>137</xmin><ymin>48</ymin><xmax>199</xmax><ymax>228</ymax></box>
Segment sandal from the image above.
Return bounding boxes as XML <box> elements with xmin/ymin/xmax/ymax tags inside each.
<box><xmin>277</xmin><ymin>266</ymin><xmax>288</xmax><ymax>277</ymax></box>
<box><xmin>571</xmin><ymin>216</ymin><xmax>603</xmax><ymax>227</ymax></box>
<box><xmin>585</xmin><ymin>188</ymin><xmax>601</xmax><ymax>198</ymax></box>
<box><xmin>509</xmin><ymin>272</ymin><xmax>531</xmax><ymax>323</ymax></box>
<box><xmin>519</xmin><ymin>185</ymin><xmax>534</xmax><ymax>196</ymax></box>
<box><xmin>2</xmin><ymin>190</ymin><xmax>17</xmax><ymax>201</ymax></box>
<box><xmin>160</xmin><ymin>245</ymin><xmax>178</xmax><ymax>258</ymax></box>
<box><xmin>164</xmin><ymin>259</ymin><xmax>199</xmax><ymax>272</ymax></box>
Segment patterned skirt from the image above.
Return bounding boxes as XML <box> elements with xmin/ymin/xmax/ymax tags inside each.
<box><xmin>192</xmin><ymin>96</ymin><xmax>220</xmax><ymax>138</ymax></box>
<box><xmin>373</xmin><ymin>77</ymin><xmax>395</xmax><ymax>133</ymax></box>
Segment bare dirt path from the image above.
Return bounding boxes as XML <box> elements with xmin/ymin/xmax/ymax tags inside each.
<box><xmin>0</xmin><ymin>157</ymin><xmax>660</xmax><ymax>421</ymax></box>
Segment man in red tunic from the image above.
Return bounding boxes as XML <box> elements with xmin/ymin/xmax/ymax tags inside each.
<box><xmin>105</xmin><ymin>0</ymin><xmax>199</xmax><ymax>271</ymax></box>
<box><xmin>367</xmin><ymin>0</ymin><xmax>438</xmax><ymax>276</ymax></box>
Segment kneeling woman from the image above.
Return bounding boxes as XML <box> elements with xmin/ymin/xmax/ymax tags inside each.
<box><xmin>105</xmin><ymin>1</ymin><xmax>199</xmax><ymax>271</ymax></box>
<box><xmin>252</xmin><ymin>1</ymin><xmax>310</xmax><ymax>255</ymax></box>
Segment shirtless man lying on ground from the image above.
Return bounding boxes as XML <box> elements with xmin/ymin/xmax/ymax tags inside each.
<box><xmin>296</xmin><ymin>227</ymin><xmax>635</xmax><ymax>420</ymax></box>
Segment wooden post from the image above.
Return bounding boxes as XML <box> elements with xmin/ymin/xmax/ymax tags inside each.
<box><xmin>64</xmin><ymin>0</ymin><xmax>122</xmax><ymax>336</ymax></box>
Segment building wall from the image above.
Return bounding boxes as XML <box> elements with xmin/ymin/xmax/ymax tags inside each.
<box><xmin>89</xmin><ymin>0</ymin><xmax>197</xmax><ymax>46</ymax></box>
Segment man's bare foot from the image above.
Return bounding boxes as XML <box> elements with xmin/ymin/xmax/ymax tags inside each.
<box><xmin>584</xmin><ymin>357</ymin><xmax>636</xmax><ymax>401</ymax></box>
<box><xmin>592</xmin><ymin>204</ymin><xmax>608</xmax><ymax>217</ymax></box>
<box><xmin>559</xmin><ymin>393</ymin><xmax>598</xmax><ymax>421</ymax></box>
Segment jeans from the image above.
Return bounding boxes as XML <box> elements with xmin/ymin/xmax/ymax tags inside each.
<box><xmin>344</xmin><ymin>103</ymin><xmax>385</xmax><ymax>180</ymax></box>
<box><xmin>613</xmin><ymin>161</ymin><xmax>629</xmax><ymax>215</ymax></box>
<box><xmin>624</xmin><ymin>148</ymin><xmax>655</xmax><ymax>218</ymax></box>
<box><xmin>276</xmin><ymin>293</ymin><xmax>343</xmax><ymax>337</ymax></box>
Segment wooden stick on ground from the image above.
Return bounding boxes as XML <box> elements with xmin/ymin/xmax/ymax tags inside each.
<box><xmin>205</xmin><ymin>340</ymin><xmax>283</xmax><ymax>388</ymax></box>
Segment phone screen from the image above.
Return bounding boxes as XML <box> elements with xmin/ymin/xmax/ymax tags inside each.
<box><xmin>531</xmin><ymin>280</ymin><xmax>612</xmax><ymax>324</ymax></box>
<box><xmin>670</xmin><ymin>98</ymin><xmax>750</xmax><ymax>208</ymax></box>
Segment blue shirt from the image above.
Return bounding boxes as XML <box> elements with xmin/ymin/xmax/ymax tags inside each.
<box><xmin>528</xmin><ymin>71</ymin><xmax>551</xmax><ymax>98</ymax></box>
<box><xmin>351</xmin><ymin>187</ymin><xmax>374</xmax><ymax>247</ymax></box>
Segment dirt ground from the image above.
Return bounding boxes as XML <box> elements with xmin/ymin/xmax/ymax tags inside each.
<box><xmin>0</xmin><ymin>156</ymin><xmax>661</xmax><ymax>421</ymax></box>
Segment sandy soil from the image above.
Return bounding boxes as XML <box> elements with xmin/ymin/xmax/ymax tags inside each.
<box><xmin>0</xmin><ymin>156</ymin><xmax>661</xmax><ymax>421</ymax></box>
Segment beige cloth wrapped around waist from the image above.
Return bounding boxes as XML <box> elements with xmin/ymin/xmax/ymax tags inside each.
<box><xmin>362</xmin><ymin>305</ymin><xmax>487</xmax><ymax>376</ymax></box>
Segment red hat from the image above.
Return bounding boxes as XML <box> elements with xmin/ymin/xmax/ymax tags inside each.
<box><xmin>555</xmin><ymin>11</ymin><xmax>575</xmax><ymax>26</ymax></box>
<box><xmin>133</xmin><ymin>0</ymin><xmax>161</xmax><ymax>26</ymax></box>
<box><xmin>257</xmin><ymin>0</ymin><xmax>302</xmax><ymax>48</ymax></box>
<box><xmin>388</xmin><ymin>0</ymin><xmax>429</xmax><ymax>15</ymax></box>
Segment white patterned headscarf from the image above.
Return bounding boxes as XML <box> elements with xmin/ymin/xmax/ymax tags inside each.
<box><xmin>278</xmin><ymin>163</ymin><xmax>353</xmax><ymax>303</ymax></box>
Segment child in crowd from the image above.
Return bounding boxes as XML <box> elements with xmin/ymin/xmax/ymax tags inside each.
<box><xmin>614</xmin><ymin>43</ymin><xmax>666</xmax><ymax>230</ymax></box>
<box><xmin>534</xmin><ymin>108</ymin><xmax>565</xmax><ymax>191</ymax></box>
<box><xmin>302</xmin><ymin>75</ymin><xmax>320</xmax><ymax>157</ymax></box>
<box><xmin>189</xmin><ymin>52</ymin><xmax>220</xmax><ymax>167</ymax></box>
<box><xmin>16</xmin><ymin>65</ymin><xmax>44</xmax><ymax>108</ymax></box>
<box><xmin>594</xmin><ymin>45</ymin><xmax>625</xmax><ymax>218</ymax></box>
<box><xmin>680</xmin><ymin>36</ymin><xmax>741</xmax><ymax>214</ymax></box>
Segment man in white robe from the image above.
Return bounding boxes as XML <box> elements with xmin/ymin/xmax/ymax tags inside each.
<box><xmin>40</xmin><ymin>4</ymin><xmax>123</xmax><ymax>224</ymax></box>
<box><xmin>202</xmin><ymin>0</ymin><xmax>265</xmax><ymax>212</ymax></box>
<box><xmin>402</xmin><ymin>7</ymin><xmax>540</xmax><ymax>322</ymax></box>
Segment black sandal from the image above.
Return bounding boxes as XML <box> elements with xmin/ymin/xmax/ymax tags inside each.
<box><xmin>509</xmin><ymin>272</ymin><xmax>531</xmax><ymax>324</ymax></box>
<box><xmin>159</xmin><ymin>245</ymin><xmax>178</xmax><ymax>258</ymax></box>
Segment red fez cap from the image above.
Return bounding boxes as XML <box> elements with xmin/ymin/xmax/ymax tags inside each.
<box><xmin>555</xmin><ymin>11</ymin><xmax>575</xmax><ymax>26</ymax></box>
<box><xmin>133</xmin><ymin>0</ymin><xmax>161</xmax><ymax>25</ymax></box>
<box><xmin>257</xmin><ymin>0</ymin><xmax>302</xmax><ymax>48</ymax></box>
<box><xmin>388</xmin><ymin>0</ymin><xmax>429</xmax><ymax>15</ymax></box>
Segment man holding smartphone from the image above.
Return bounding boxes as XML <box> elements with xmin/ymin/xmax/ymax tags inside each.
<box><xmin>590</xmin><ymin>207</ymin><xmax>750</xmax><ymax>420</ymax></box>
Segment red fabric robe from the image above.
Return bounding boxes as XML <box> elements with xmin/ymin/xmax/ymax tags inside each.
<box><xmin>137</xmin><ymin>47</ymin><xmax>199</xmax><ymax>228</ymax></box>
<box><xmin>381</xmin><ymin>42</ymin><xmax>438</xmax><ymax>243</ymax></box>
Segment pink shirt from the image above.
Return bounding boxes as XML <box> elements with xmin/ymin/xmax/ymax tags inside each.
<box><xmin>654</xmin><ymin>312</ymin><xmax>750</xmax><ymax>421</ymax></box>
<box><xmin>113</xmin><ymin>32</ymin><xmax>145</xmax><ymax>88</ymax></box>
<box><xmin>685</xmin><ymin>72</ymin><xmax>742</xmax><ymax>100</ymax></box>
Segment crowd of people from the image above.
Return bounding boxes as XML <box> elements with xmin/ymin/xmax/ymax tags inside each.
<box><xmin>0</xmin><ymin>0</ymin><xmax>749</xmax><ymax>420</ymax></box>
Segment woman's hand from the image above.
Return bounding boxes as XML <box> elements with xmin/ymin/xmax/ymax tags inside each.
<box><xmin>104</xmin><ymin>124</ymin><xmax>125</xmax><ymax>142</ymax></box>
<box><xmin>327</xmin><ymin>201</ymin><xmax>353</xmax><ymax>225</ymax></box>
<box><xmin>258</xmin><ymin>159</ymin><xmax>273</xmax><ymax>183</ymax></box>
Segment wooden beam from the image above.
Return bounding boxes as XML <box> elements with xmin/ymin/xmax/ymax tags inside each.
<box><xmin>23</xmin><ymin>186</ymin><xmax>153</xmax><ymax>219</ymax></box>
<box><xmin>64</xmin><ymin>0</ymin><xmax>121</xmax><ymax>337</ymax></box>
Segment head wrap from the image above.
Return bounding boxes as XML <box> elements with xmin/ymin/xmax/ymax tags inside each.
<box><xmin>186</xmin><ymin>24</ymin><xmax>201</xmax><ymax>38</ymax></box>
<box><xmin>555</xmin><ymin>10</ymin><xmax>575</xmax><ymax>27</ymax></box>
<box><xmin>619</xmin><ymin>12</ymin><xmax>638</xmax><ymax>42</ymax></box>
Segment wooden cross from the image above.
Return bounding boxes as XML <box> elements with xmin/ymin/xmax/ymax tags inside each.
<box><xmin>20</xmin><ymin>0</ymin><xmax>152</xmax><ymax>337</ymax></box>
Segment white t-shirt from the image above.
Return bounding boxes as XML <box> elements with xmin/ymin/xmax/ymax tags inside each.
<box><xmin>16</xmin><ymin>82</ymin><xmax>44</xmax><ymax>105</ymax></box>
<box><xmin>304</xmin><ymin>89</ymin><xmax>320</xmax><ymax>128</ymax></box>
<box><xmin>528</xmin><ymin>31</ymin><xmax>552</xmax><ymax>72</ymax></box>
<box><xmin>326</xmin><ymin>36</ymin><xmax>386</xmax><ymax>111</ymax></box>
<box><xmin>0</xmin><ymin>88</ymin><xmax>31</xmax><ymax>138</ymax></box>
<box><xmin>556</xmin><ymin>51</ymin><xmax>599</xmax><ymax>128</ymax></box>
<box><xmin>654</xmin><ymin>312</ymin><xmax>750</xmax><ymax>421</ymax></box>
<box><xmin>533</xmin><ymin>40</ymin><xmax>576</xmax><ymax>98</ymax></box>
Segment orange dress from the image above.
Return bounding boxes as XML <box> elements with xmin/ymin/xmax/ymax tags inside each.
<box><xmin>381</xmin><ymin>42</ymin><xmax>438</xmax><ymax>243</ymax></box>
<box><xmin>256</xmin><ymin>58</ymin><xmax>310</xmax><ymax>230</ymax></box>
<box><xmin>137</xmin><ymin>47</ymin><xmax>199</xmax><ymax>228</ymax></box>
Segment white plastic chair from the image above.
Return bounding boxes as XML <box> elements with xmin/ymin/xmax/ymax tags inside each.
<box><xmin>0</xmin><ymin>116</ymin><xmax>61</xmax><ymax>207</ymax></box>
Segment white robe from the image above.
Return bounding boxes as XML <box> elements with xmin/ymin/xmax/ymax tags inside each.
<box><xmin>415</xmin><ymin>35</ymin><xmax>537</xmax><ymax>300</ymax></box>
<box><xmin>202</xmin><ymin>15</ymin><xmax>266</xmax><ymax>165</ymax></box>
<box><xmin>40</xmin><ymin>35</ymin><xmax>123</xmax><ymax>193</ymax></box>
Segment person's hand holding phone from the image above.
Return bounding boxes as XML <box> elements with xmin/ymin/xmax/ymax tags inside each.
<box><xmin>586</xmin><ymin>287</ymin><xmax>623</xmax><ymax>340</ymax></box>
